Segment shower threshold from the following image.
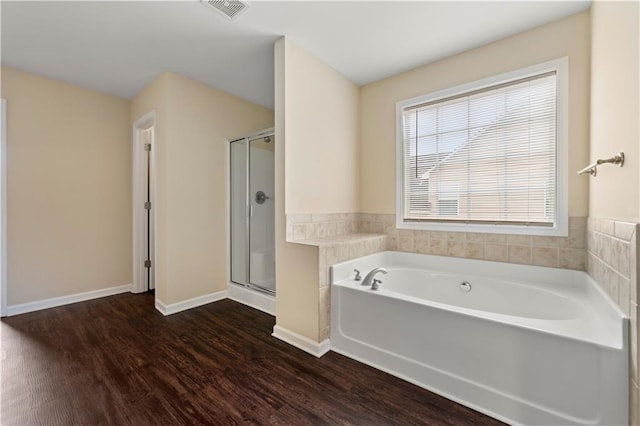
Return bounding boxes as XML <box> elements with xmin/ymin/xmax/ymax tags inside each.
<box><xmin>249</xmin><ymin>281</ymin><xmax>275</xmax><ymax>296</ymax></box>
<box><xmin>228</xmin><ymin>282</ymin><xmax>275</xmax><ymax>315</ymax></box>
<box><xmin>231</xmin><ymin>280</ymin><xmax>275</xmax><ymax>296</ymax></box>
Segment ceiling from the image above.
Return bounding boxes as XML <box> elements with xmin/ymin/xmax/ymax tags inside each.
<box><xmin>1</xmin><ymin>1</ymin><xmax>590</xmax><ymax>108</ymax></box>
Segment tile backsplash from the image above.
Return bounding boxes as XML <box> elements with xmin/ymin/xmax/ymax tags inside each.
<box><xmin>586</xmin><ymin>217</ymin><xmax>639</xmax><ymax>426</ymax></box>
<box><xmin>586</xmin><ymin>218</ymin><xmax>636</xmax><ymax>316</ymax></box>
<box><xmin>286</xmin><ymin>213</ymin><xmax>359</xmax><ymax>241</ymax></box>
<box><xmin>361</xmin><ymin>214</ymin><xmax>587</xmax><ymax>271</ymax></box>
<box><xmin>288</xmin><ymin>213</ymin><xmax>587</xmax><ymax>271</ymax></box>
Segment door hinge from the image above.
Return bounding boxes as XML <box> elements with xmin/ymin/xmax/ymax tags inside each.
<box><xmin>145</xmin><ymin>259</ymin><xmax>151</xmax><ymax>268</ymax></box>
<box><xmin>144</xmin><ymin>201</ymin><xmax>151</xmax><ymax>210</ymax></box>
<box><xmin>144</xmin><ymin>143</ymin><xmax>151</xmax><ymax>152</ymax></box>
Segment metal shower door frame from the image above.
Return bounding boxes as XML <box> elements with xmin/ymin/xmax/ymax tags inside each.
<box><xmin>229</xmin><ymin>127</ymin><xmax>275</xmax><ymax>296</ymax></box>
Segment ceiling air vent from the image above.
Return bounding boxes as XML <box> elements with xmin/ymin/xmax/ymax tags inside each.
<box><xmin>201</xmin><ymin>0</ymin><xmax>249</xmax><ymax>21</ymax></box>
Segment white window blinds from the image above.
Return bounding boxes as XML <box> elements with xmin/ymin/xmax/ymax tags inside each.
<box><xmin>401</xmin><ymin>72</ymin><xmax>557</xmax><ymax>226</ymax></box>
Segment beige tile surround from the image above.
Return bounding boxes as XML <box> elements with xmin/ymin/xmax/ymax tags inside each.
<box><xmin>287</xmin><ymin>215</ymin><xmax>388</xmax><ymax>340</ymax></box>
<box><xmin>289</xmin><ymin>213</ymin><xmax>588</xmax><ymax>269</ymax></box>
<box><xmin>586</xmin><ymin>218</ymin><xmax>639</xmax><ymax>424</ymax></box>
<box><xmin>286</xmin><ymin>213</ymin><xmax>360</xmax><ymax>241</ymax></box>
<box><xmin>361</xmin><ymin>214</ymin><xmax>587</xmax><ymax>271</ymax></box>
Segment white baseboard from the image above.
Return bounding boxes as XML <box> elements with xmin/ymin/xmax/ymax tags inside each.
<box><xmin>7</xmin><ymin>284</ymin><xmax>132</xmax><ymax>316</ymax></box>
<box><xmin>155</xmin><ymin>290</ymin><xmax>228</xmax><ymax>316</ymax></box>
<box><xmin>227</xmin><ymin>282</ymin><xmax>275</xmax><ymax>316</ymax></box>
<box><xmin>272</xmin><ymin>324</ymin><xmax>330</xmax><ymax>358</ymax></box>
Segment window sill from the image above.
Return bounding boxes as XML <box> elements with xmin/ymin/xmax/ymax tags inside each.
<box><xmin>397</xmin><ymin>219</ymin><xmax>568</xmax><ymax>237</ymax></box>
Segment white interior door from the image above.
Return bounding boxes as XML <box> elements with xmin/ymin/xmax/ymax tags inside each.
<box><xmin>132</xmin><ymin>111</ymin><xmax>156</xmax><ymax>294</ymax></box>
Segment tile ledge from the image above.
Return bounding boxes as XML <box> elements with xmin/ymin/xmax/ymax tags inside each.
<box><xmin>289</xmin><ymin>233</ymin><xmax>387</xmax><ymax>247</ymax></box>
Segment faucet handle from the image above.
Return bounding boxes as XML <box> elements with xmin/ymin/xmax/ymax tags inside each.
<box><xmin>371</xmin><ymin>278</ymin><xmax>382</xmax><ymax>291</ymax></box>
<box><xmin>354</xmin><ymin>269</ymin><xmax>362</xmax><ymax>281</ymax></box>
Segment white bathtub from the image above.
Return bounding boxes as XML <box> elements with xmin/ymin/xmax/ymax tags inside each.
<box><xmin>330</xmin><ymin>251</ymin><xmax>628</xmax><ymax>426</ymax></box>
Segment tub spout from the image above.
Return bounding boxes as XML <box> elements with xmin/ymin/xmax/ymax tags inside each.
<box><xmin>362</xmin><ymin>267</ymin><xmax>388</xmax><ymax>288</ymax></box>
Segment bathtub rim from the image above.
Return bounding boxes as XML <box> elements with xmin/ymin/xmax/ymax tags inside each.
<box><xmin>342</xmin><ymin>266</ymin><xmax>588</xmax><ymax>320</ymax></box>
<box><xmin>330</xmin><ymin>251</ymin><xmax>628</xmax><ymax>351</ymax></box>
<box><xmin>331</xmin><ymin>250</ymin><xmax>627</xmax><ymax>317</ymax></box>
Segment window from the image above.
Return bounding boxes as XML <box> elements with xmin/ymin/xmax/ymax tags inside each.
<box><xmin>396</xmin><ymin>58</ymin><xmax>568</xmax><ymax>236</ymax></box>
<box><xmin>437</xmin><ymin>183</ymin><xmax>459</xmax><ymax>217</ymax></box>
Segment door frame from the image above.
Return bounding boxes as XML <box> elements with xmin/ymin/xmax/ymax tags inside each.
<box><xmin>0</xmin><ymin>99</ymin><xmax>7</xmax><ymax>316</ymax></box>
<box><xmin>132</xmin><ymin>110</ymin><xmax>157</xmax><ymax>294</ymax></box>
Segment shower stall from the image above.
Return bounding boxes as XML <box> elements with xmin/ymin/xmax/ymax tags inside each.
<box><xmin>229</xmin><ymin>128</ymin><xmax>275</xmax><ymax>297</ymax></box>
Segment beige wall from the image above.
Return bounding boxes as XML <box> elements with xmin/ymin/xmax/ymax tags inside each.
<box><xmin>161</xmin><ymin>72</ymin><xmax>273</xmax><ymax>304</ymax></box>
<box><xmin>285</xmin><ymin>39</ymin><xmax>360</xmax><ymax>214</ymax></box>
<box><xmin>277</xmin><ymin>36</ymin><xmax>362</xmax><ymax>340</ymax></box>
<box><xmin>274</xmin><ymin>36</ymin><xmax>361</xmax><ymax>341</ymax></box>
<box><xmin>134</xmin><ymin>72</ymin><xmax>273</xmax><ymax>306</ymax></box>
<box><xmin>590</xmin><ymin>1</ymin><xmax>640</xmax><ymax>222</ymax></box>
<box><xmin>275</xmin><ymin>38</ymin><xmax>322</xmax><ymax>341</ymax></box>
<box><xmin>2</xmin><ymin>67</ymin><xmax>132</xmax><ymax>305</ymax></box>
<box><xmin>359</xmin><ymin>11</ymin><xmax>591</xmax><ymax>217</ymax></box>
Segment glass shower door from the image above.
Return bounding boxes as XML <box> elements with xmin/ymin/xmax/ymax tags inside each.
<box><xmin>229</xmin><ymin>132</ymin><xmax>275</xmax><ymax>295</ymax></box>
<box><xmin>248</xmin><ymin>135</ymin><xmax>275</xmax><ymax>293</ymax></box>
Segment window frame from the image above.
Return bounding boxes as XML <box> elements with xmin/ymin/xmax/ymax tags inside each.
<box><xmin>395</xmin><ymin>57</ymin><xmax>569</xmax><ymax>236</ymax></box>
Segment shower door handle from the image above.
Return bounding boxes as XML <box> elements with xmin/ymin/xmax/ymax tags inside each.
<box><xmin>255</xmin><ymin>190</ymin><xmax>270</xmax><ymax>205</ymax></box>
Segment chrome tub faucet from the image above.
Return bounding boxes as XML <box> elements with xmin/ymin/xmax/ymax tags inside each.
<box><xmin>362</xmin><ymin>267</ymin><xmax>388</xmax><ymax>289</ymax></box>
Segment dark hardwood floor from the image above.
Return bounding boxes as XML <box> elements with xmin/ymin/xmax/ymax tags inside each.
<box><xmin>1</xmin><ymin>293</ymin><xmax>504</xmax><ymax>425</ymax></box>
